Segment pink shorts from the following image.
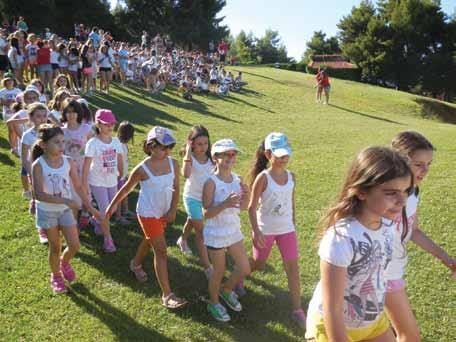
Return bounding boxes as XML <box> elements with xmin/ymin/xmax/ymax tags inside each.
<box><xmin>386</xmin><ymin>278</ymin><xmax>406</xmax><ymax>293</ymax></box>
<box><xmin>253</xmin><ymin>230</ymin><xmax>298</xmax><ymax>262</ymax></box>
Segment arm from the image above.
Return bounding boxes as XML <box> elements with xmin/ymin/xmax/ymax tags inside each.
<box><xmin>82</xmin><ymin>156</ymin><xmax>93</xmax><ymax>195</ymax></box>
<box><xmin>181</xmin><ymin>141</ymin><xmax>192</xmax><ymax>178</ymax></box>
<box><xmin>21</xmin><ymin>143</ymin><xmax>31</xmax><ymax>174</ymax></box>
<box><xmin>104</xmin><ymin>164</ymin><xmax>143</xmax><ymax>220</ymax></box>
<box><xmin>321</xmin><ymin>260</ymin><xmax>349</xmax><ymax>342</ymax></box>
<box><xmin>202</xmin><ymin>178</ymin><xmax>239</xmax><ymax>219</ymax></box>
<box><xmin>166</xmin><ymin>159</ymin><xmax>180</xmax><ymax>222</ymax></box>
<box><xmin>411</xmin><ymin>216</ymin><xmax>455</xmax><ymax>271</ymax></box>
<box><xmin>117</xmin><ymin>152</ymin><xmax>124</xmax><ymax>182</ymax></box>
<box><xmin>292</xmin><ymin>172</ymin><xmax>296</xmax><ymax>226</ymax></box>
<box><xmin>248</xmin><ymin>173</ymin><xmax>266</xmax><ymax>248</ymax></box>
<box><xmin>69</xmin><ymin>159</ymin><xmax>101</xmax><ymax>220</ymax></box>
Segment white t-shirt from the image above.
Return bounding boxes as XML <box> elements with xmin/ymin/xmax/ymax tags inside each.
<box><xmin>98</xmin><ymin>52</ymin><xmax>112</xmax><ymax>68</ymax></box>
<box><xmin>50</xmin><ymin>50</ymin><xmax>59</xmax><ymax>64</ymax></box>
<box><xmin>257</xmin><ymin>170</ymin><xmax>295</xmax><ymax>235</ymax></box>
<box><xmin>15</xmin><ymin>109</ymin><xmax>30</xmax><ymax>158</ymax></box>
<box><xmin>85</xmin><ymin>136</ymin><xmax>122</xmax><ymax>187</ymax></box>
<box><xmin>20</xmin><ymin>127</ymin><xmax>38</xmax><ymax>164</ymax></box>
<box><xmin>63</xmin><ymin>123</ymin><xmax>92</xmax><ymax>177</ymax></box>
<box><xmin>306</xmin><ymin>218</ymin><xmax>394</xmax><ymax>335</ymax></box>
<box><xmin>384</xmin><ymin>192</ymin><xmax>419</xmax><ymax>281</ymax></box>
<box><xmin>0</xmin><ymin>87</ymin><xmax>21</xmax><ymax>120</ymax></box>
<box><xmin>0</xmin><ymin>37</ymin><xmax>7</xmax><ymax>56</ymax></box>
<box><xmin>183</xmin><ymin>155</ymin><xmax>213</xmax><ymax>201</ymax></box>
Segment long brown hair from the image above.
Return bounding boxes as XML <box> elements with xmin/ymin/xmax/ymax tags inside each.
<box><xmin>248</xmin><ymin>140</ymin><xmax>269</xmax><ymax>187</ymax></box>
<box><xmin>318</xmin><ymin>146</ymin><xmax>413</xmax><ymax>239</ymax></box>
<box><xmin>391</xmin><ymin>131</ymin><xmax>434</xmax><ymax>157</ymax></box>
<box><xmin>179</xmin><ymin>125</ymin><xmax>212</xmax><ymax>162</ymax></box>
<box><xmin>32</xmin><ymin>124</ymin><xmax>64</xmax><ymax>161</ymax></box>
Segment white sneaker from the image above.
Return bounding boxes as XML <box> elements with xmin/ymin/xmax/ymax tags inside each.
<box><xmin>176</xmin><ymin>236</ymin><xmax>193</xmax><ymax>255</ymax></box>
<box><xmin>38</xmin><ymin>229</ymin><xmax>48</xmax><ymax>244</ymax></box>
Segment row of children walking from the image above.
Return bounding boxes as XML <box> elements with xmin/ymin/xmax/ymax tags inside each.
<box><xmin>30</xmin><ymin>116</ymin><xmax>455</xmax><ymax>339</ymax></box>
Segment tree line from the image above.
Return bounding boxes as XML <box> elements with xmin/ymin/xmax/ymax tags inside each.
<box><xmin>302</xmin><ymin>0</ymin><xmax>456</xmax><ymax>100</ymax></box>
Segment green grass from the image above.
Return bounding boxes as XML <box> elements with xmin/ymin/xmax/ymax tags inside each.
<box><xmin>1</xmin><ymin>66</ymin><xmax>455</xmax><ymax>341</ymax></box>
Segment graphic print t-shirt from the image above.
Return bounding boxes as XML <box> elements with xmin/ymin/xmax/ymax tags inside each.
<box><xmin>63</xmin><ymin>123</ymin><xmax>92</xmax><ymax>177</ymax></box>
<box><xmin>85</xmin><ymin>136</ymin><xmax>122</xmax><ymax>187</ymax></box>
<box><xmin>307</xmin><ymin>218</ymin><xmax>393</xmax><ymax>329</ymax></box>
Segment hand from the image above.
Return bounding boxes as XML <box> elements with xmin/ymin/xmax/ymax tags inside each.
<box><xmin>165</xmin><ymin>209</ymin><xmax>176</xmax><ymax>223</ymax></box>
<box><xmin>223</xmin><ymin>192</ymin><xmax>241</xmax><ymax>208</ymax></box>
<box><xmin>92</xmin><ymin>209</ymin><xmax>103</xmax><ymax>222</ymax></box>
<box><xmin>253</xmin><ymin>230</ymin><xmax>265</xmax><ymax>249</ymax></box>
<box><xmin>105</xmin><ymin>204</ymin><xmax>117</xmax><ymax>220</ymax></box>
<box><xmin>185</xmin><ymin>139</ymin><xmax>193</xmax><ymax>152</ymax></box>
<box><xmin>240</xmin><ymin>183</ymin><xmax>249</xmax><ymax>199</ymax></box>
<box><xmin>65</xmin><ymin>199</ymin><xmax>80</xmax><ymax>210</ymax></box>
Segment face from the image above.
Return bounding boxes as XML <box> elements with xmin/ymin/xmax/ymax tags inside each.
<box><xmin>214</xmin><ymin>150</ymin><xmax>237</xmax><ymax>170</ymax></box>
<box><xmin>358</xmin><ymin>176</ymin><xmax>411</xmax><ymax>222</ymax></box>
<box><xmin>5</xmin><ymin>79</ymin><xmax>13</xmax><ymax>89</ymax></box>
<box><xmin>24</xmin><ymin>92</ymin><xmax>39</xmax><ymax>104</ymax></box>
<box><xmin>65</xmin><ymin>107</ymin><xmax>79</xmax><ymax>124</ymax></box>
<box><xmin>192</xmin><ymin>136</ymin><xmax>209</xmax><ymax>155</ymax></box>
<box><xmin>58</xmin><ymin>77</ymin><xmax>67</xmax><ymax>86</ymax></box>
<box><xmin>267</xmin><ymin>151</ymin><xmax>290</xmax><ymax>168</ymax></box>
<box><xmin>409</xmin><ymin>149</ymin><xmax>433</xmax><ymax>185</ymax></box>
<box><xmin>151</xmin><ymin>144</ymin><xmax>173</xmax><ymax>159</ymax></box>
<box><xmin>31</xmin><ymin>109</ymin><xmax>47</xmax><ymax>126</ymax></box>
<box><xmin>44</xmin><ymin>134</ymin><xmax>65</xmax><ymax>156</ymax></box>
<box><xmin>32</xmin><ymin>81</ymin><xmax>43</xmax><ymax>92</ymax></box>
<box><xmin>98</xmin><ymin>122</ymin><xmax>114</xmax><ymax>136</ymax></box>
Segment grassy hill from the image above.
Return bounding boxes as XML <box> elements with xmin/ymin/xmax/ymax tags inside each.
<box><xmin>0</xmin><ymin>66</ymin><xmax>455</xmax><ymax>341</ymax></box>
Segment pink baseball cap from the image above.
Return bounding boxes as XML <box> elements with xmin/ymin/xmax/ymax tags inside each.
<box><xmin>95</xmin><ymin>109</ymin><xmax>117</xmax><ymax>124</ymax></box>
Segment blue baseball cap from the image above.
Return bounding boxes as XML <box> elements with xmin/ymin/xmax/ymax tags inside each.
<box><xmin>264</xmin><ymin>132</ymin><xmax>292</xmax><ymax>157</ymax></box>
<box><xmin>147</xmin><ymin>126</ymin><xmax>176</xmax><ymax>146</ymax></box>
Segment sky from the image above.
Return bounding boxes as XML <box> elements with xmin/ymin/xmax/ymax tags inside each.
<box><xmin>109</xmin><ymin>0</ymin><xmax>455</xmax><ymax>60</ymax></box>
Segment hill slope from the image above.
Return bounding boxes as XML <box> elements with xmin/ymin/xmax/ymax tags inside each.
<box><xmin>0</xmin><ymin>66</ymin><xmax>455</xmax><ymax>341</ymax></box>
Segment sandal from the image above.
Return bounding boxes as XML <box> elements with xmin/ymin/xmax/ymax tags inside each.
<box><xmin>161</xmin><ymin>293</ymin><xmax>188</xmax><ymax>309</ymax></box>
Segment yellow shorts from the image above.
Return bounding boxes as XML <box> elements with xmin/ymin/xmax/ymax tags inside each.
<box><xmin>306</xmin><ymin>312</ymin><xmax>390</xmax><ymax>342</ymax></box>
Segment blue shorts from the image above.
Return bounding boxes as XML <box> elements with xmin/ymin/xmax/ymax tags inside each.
<box><xmin>20</xmin><ymin>166</ymin><xmax>28</xmax><ymax>177</ymax></box>
<box><xmin>37</xmin><ymin>64</ymin><xmax>52</xmax><ymax>73</ymax></box>
<box><xmin>36</xmin><ymin>208</ymin><xmax>76</xmax><ymax>229</ymax></box>
<box><xmin>183</xmin><ymin>197</ymin><xmax>203</xmax><ymax>220</ymax></box>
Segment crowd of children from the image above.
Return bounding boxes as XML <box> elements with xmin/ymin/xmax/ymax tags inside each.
<box><xmin>0</xmin><ymin>25</ymin><xmax>247</xmax><ymax>98</ymax></box>
<box><xmin>1</xmin><ymin>20</ymin><xmax>456</xmax><ymax>342</ymax></box>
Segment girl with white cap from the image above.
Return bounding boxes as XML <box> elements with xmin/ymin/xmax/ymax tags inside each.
<box><xmin>202</xmin><ymin>138</ymin><xmax>250</xmax><ymax>322</ymax></box>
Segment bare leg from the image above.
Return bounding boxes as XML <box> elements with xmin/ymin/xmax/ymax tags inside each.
<box><xmin>385</xmin><ymin>289</ymin><xmax>421</xmax><ymax>342</ymax></box>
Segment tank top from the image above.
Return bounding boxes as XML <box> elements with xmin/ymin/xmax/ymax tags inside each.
<box><xmin>35</xmin><ymin>156</ymin><xmax>72</xmax><ymax>211</ymax></box>
<box><xmin>136</xmin><ymin>157</ymin><xmax>175</xmax><ymax>218</ymax></box>
<box><xmin>183</xmin><ymin>155</ymin><xmax>213</xmax><ymax>201</ymax></box>
<box><xmin>204</xmin><ymin>173</ymin><xmax>241</xmax><ymax>237</ymax></box>
<box><xmin>257</xmin><ymin>170</ymin><xmax>295</xmax><ymax>235</ymax></box>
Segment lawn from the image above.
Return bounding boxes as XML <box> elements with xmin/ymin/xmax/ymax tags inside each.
<box><xmin>0</xmin><ymin>66</ymin><xmax>455</xmax><ymax>341</ymax></box>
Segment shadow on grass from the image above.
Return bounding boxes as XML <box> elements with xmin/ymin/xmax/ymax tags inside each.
<box><xmin>0</xmin><ymin>151</ymin><xmax>15</xmax><ymax>166</ymax></box>
<box><xmin>329</xmin><ymin>104</ymin><xmax>404</xmax><ymax>125</ymax></box>
<box><xmin>68</xmin><ymin>283</ymin><xmax>171</xmax><ymax>341</ymax></box>
<box><xmin>414</xmin><ymin>97</ymin><xmax>456</xmax><ymax>124</ymax></box>
<box><xmin>233</xmin><ymin>69</ymin><xmax>287</xmax><ymax>86</ymax></box>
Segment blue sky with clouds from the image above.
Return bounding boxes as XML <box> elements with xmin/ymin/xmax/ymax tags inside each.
<box><xmin>110</xmin><ymin>0</ymin><xmax>455</xmax><ymax>60</ymax></box>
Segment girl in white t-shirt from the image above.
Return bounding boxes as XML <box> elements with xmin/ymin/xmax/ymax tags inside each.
<box><xmin>102</xmin><ymin>126</ymin><xmax>187</xmax><ymax>309</ymax></box>
<box><xmin>305</xmin><ymin>147</ymin><xmax>413</xmax><ymax>342</ymax></box>
<box><xmin>243</xmin><ymin>132</ymin><xmax>305</xmax><ymax>328</ymax></box>
<box><xmin>82</xmin><ymin>109</ymin><xmax>123</xmax><ymax>253</ymax></box>
<box><xmin>61</xmin><ymin>99</ymin><xmax>94</xmax><ymax>224</ymax></box>
<box><xmin>115</xmin><ymin>120</ymin><xmax>135</xmax><ymax>223</ymax></box>
<box><xmin>203</xmin><ymin>139</ymin><xmax>250</xmax><ymax>322</ymax></box>
<box><xmin>0</xmin><ymin>75</ymin><xmax>21</xmax><ymax>120</ymax></box>
<box><xmin>31</xmin><ymin>124</ymin><xmax>100</xmax><ymax>294</ymax></box>
<box><xmin>176</xmin><ymin>126</ymin><xmax>214</xmax><ymax>276</ymax></box>
<box><xmin>384</xmin><ymin>131</ymin><xmax>456</xmax><ymax>341</ymax></box>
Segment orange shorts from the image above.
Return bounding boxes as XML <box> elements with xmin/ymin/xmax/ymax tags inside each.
<box><xmin>137</xmin><ymin>216</ymin><xmax>167</xmax><ymax>240</ymax></box>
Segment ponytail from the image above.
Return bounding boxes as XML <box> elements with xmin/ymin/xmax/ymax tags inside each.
<box><xmin>247</xmin><ymin>141</ymin><xmax>269</xmax><ymax>187</ymax></box>
<box><xmin>32</xmin><ymin>142</ymin><xmax>44</xmax><ymax>161</ymax></box>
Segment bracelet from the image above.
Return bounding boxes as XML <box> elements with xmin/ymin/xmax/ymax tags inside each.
<box><xmin>183</xmin><ymin>159</ymin><xmax>192</xmax><ymax>163</ymax></box>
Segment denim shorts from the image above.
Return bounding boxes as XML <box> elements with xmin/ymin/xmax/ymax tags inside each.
<box><xmin>36</xmin><ymin>208</ymin><xmax>76</xmax><ymax>229</ymax></box>
<box><xmin>183</xmin><ymin>196</ymin><xmax>203</xmax><ymax>220</ymax></box>
<box><xmin>37</xmin><ymin>64</ymin><xmax>52</xmax><ymax>73</ymax></box>
<box><xmin>20</xmin><ymin>166</ymin><xmax>28</xmax><ymax>177</ymax></box>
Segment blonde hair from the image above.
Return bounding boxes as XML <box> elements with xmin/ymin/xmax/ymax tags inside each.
<box><xmin>318</xmin><ymin>146</ymin><xmax>412</xmax><ymax>239</ymax></box>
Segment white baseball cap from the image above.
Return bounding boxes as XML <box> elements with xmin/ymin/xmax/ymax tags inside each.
<box><xmin>211</xmin><ymin>139</ymin><xmax>241</xmax><ymax>156</ymax></box>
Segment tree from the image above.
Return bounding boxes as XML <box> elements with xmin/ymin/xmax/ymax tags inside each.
<box><xmin>234</xmin><ymin>30</ymin><xmax>256</xmax><ymax>63</ymax></box>
<box><xmin>256</xmin><ymin>29</ymin><xmax>289</xmax><ymax>63</ymax></box>
<box><xmin>301</xmin><ymin>31</ymin><xmax>340</xmax><ymax>64</ymax></box>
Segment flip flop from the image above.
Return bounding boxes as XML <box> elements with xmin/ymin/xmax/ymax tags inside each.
<box><xmin>162</xmin><ymin>293</ymin><xmax>188</xmax><ymax>309</ymax></box>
